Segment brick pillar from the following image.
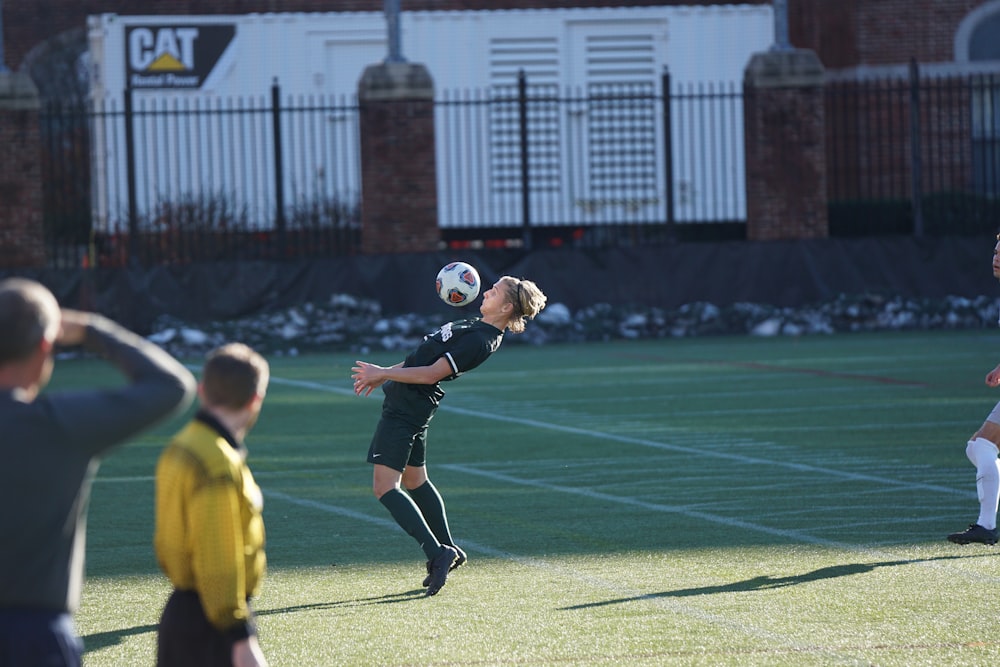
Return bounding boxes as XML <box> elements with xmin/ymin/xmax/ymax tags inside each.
<box><xmin>358</xmin><ymin>62</ymin><xmax>439</xmax><ymax>254</ymax></box>
<box><xmin>0</xmin><ymin>71</ymin><xmax>44</xmax><ymax>267</ymax></box>
<box><xmin>743</xmin><ymin>49</ymin><xmax>828</xmax><ymax>240</ymax></box>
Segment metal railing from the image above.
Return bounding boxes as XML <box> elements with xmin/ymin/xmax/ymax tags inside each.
<box><xmin>436</xmin><ymin>72</ymin><xmax>746</xmax><ymax>250</ymax></box>
<box><xmin>36</xmin><ymin>66</ymin><xmax>1000</xmax><ymax>268</ymax></box>
<box><xmin>825</xmin><ymin>64</ymin><xmax>1000</xmax><ymax>237</ymax></box>
<box><xmin>39</xmin><ymin>73</ymin><xmax>749</xmax><ymax>266</ymax></box>
<box><xmin>46</xmin><ymin>86</ymin><xmax>363</xmax><ymax>268</ymax></box>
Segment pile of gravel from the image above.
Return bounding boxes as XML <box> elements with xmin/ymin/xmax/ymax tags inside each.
<box><xmin>144</xmin><ymin>292</ymin><xmax>1000</xmax><ymax>358</ymax></box>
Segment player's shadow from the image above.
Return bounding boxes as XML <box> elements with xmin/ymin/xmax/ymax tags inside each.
<box><xmin>256</xmin><ymin>588</ymin><xmax>427</xmax><ymax>616</ymax></box>
<box><xmin>82</xmin><ymin>623</ymin><xmax>158</xmax><ymax>654</ymax></box>
<box><xmin>561</xmin><ymin>553</ymin><xmax>991</xmax><ymax>611</ymax></box>
<box><xmin>82</xmin><ymin>591</ymin><xmax>423</xmax><ymax>654</ymax></box>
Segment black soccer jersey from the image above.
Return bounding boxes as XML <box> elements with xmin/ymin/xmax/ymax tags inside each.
<box><xmin>389</xmin><ymin>318</ymin><xmax>504</xmax><ymax>401</ymax></box>
<box><xmin>406</xmin><ymin>318</ymin><xmax>504</xmax><ymax>379</ymax></box>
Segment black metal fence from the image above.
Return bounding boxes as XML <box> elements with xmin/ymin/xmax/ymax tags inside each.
<box><xmin>436</xmin><ymin>73</ymin><xmax>746</xmax><ymax>250</ymax></box>
<box><xmin>825</xmin><ymin>65</ymin><xmax>1000</xmax><ymax>237</ymax></box>
<box><xmin>37</xmin><ymin>67</ymin><xmax>1000</xmax><ymax>268</ymax></box>
<box><xmin>40</xmin><ymin>73</ymin><xmax>748</xmax><ymax>267</ymax></box>
<box><xmin>48</xmin><ymin>86</ymin><xmax>363</xmax><ymax>268</ymax></box>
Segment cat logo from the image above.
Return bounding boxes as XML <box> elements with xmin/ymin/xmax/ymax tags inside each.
<box><xmin>126</xmin><ymin>24</ymin><xmax>236</xmax><ymax>89</ymax></box>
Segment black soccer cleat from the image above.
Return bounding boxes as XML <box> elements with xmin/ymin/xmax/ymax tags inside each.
<box><xmin>947</xmin><ymin>523</ymin><xmax>999</xmax><ymax>545</ymax></box>
<box><xmin>423</xmin><ymin>544</ymin><xmax>467</xmax><ymax>587</ymax></box>
<box><xmin>450</xmin><ymin>545</ymin><xmax>468</xmax><ymax>572</ymax></box>
<box><xmin>424</xmin><ymin>546</ymin><xmax>458</xmax><ymax>596</ymax></box>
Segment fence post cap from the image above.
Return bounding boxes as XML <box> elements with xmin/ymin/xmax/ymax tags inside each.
<box><xmin>745</xmin><ymin>49</ymin><xmax>824</xmax><ymax>89</ymax></box>
<box><xmin>358</xmin><ymin>61</ymin><xmax>434</xmax><ymax>101</ymax></box>
<box><xmin>0</xmin><ymin>71</ymin><xmax>40</xmax><ymax>110</ymax></box>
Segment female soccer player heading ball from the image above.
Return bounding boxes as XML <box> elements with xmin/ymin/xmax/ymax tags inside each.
<box><xmin>352</xmin><ymin>276</ymin><xmax>547</xmax><ymax>595</ymax></box>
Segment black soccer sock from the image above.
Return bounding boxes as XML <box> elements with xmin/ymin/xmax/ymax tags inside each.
<box><xmin>407</xmin><ymin>481</ymin><xmax>454</xmax><ymax>546</ymax></box>
<box><xmin>379</xmin><ymin>488</ymin><xmax>442</xmax><ymax>560</ymax></box>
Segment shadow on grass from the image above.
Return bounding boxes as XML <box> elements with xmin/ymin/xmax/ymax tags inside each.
<box><xmin>561</xmin><ymin>552</ymin><xmax>996</xmax><ymax>610</ymax></box>
<box><xmin>82</xmin><ymin>590</ymin><xmax>424</xmax><ymax>653</ymax></box>
<box><xmin>82</xmin><ymin>588</ymin><xmax>426</xmax><ymax>653</ymax></box>
<box><xmin>257</xmin><ymin>588</ymin><xmax>426</xmax><ymax>615</ymax></box>
<box><xmin>83</xmin><ymin>623</ymin><xmax>158</xmax><ymax>654</ymax></box>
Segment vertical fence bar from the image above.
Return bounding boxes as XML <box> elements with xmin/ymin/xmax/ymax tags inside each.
<box><xmin>272</xmin><ymin>79</ymin><xmax>286</xmax><ymax>257</ymax></box>
<box><xmin>123</xmin><ymin>85</ymin><xmax>139</xmax><ymax>265</ymax></box>
<box><xmin>992</xmin><ymin>74</ymin><xmax>1000</xmax><ymax>200</ymax></box>
<box><xmin>992</xmin><ymin>75</ymin><xmax>1000</xmax><ymax>198</ymax></box>
<box><xmin>909</xmin><ymin>58</ymin><xmax>924</xmax><ymax>238</ymax></box>
<box><xmin>661</xmin><ymin>68</ymin><xmax>676</xmax><ymax>241</ymax></box>
<box><xmin>40</xmin><ymin>102</ymin><xmax>54</xmax><ymax>265</ymax></box>
<box><xmin>517</xmin><ymin>69</ymin><xmax>532</xmax><ymax>249</ymax></box>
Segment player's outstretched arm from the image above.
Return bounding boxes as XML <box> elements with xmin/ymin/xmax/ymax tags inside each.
<box><xmin>352</xmin><ymin>358</ymin><xmax>451</xmax><ymax>396</ymax></box>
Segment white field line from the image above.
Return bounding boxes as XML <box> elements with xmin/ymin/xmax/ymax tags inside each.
<box><xmin>100</xmin><ymin>375</ymin><xmax>988</xmax><ymax>550</ymax></box>
<box><xmin>260</xmin><ymin>470</ymin><xmax>1000</xmax><ymax>583</ymax></box>
<box><xmin>266</xmin><ymin>375</ymin><xmax>973</xmax><ymax>498</ymax></box>
<box><xmin>473</xmin><ymin>354</ymin><xmax>975</xmax><ymax>379</ymax></box>
<box><xmin>431</xmin><ymin>462</ymin><xmax>999</xmax><ymax>584</ymax></box>
<box><xmin>713</xmin><ymin>421</ymin><xmax>971</xmax><ymax>433</ymax></box>
<box><xmin>440</xmin><ymin>463</ymin><xmax>852</xmax><ymax>548</ymax></box>
<box><xmin>86</xmin><ymin>475</ymin><xmax>888</xmax><ymax>554</ymax></box>
<box><xmin>259</xmin><ymin>376</ymin><xmax>1000</xmax><ymax>577</ymax></box>
<box><xmin>263</xmin><ymin>376</ymin><xmax>999</xmax><ymax>570</ymax></box>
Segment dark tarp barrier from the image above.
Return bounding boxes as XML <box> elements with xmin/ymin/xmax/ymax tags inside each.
<box><xmin>3</xmin><ymin>235</ymin><xmax>997</xmax><ymax>333</ymax></box>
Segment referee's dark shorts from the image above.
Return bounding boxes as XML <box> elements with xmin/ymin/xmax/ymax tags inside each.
<box><xmin>157</xmin><ymin>590</ymin><xmax>255</xmax><ymax>667</ymax></box>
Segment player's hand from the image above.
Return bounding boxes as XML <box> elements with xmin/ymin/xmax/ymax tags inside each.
<box><xmin>352</xmin><ymin>361</ymin><xmax>386</xmax><ymax>397</ymax></box>
<box><xmin>56</xmin><ymin>310</ymin><xmax>92</xmax><ymax>347</ymax></box>
<box><xmin>988</xmin><ymin>366</ymin><xmax>1000</xmax><ymax>387</ymax></box>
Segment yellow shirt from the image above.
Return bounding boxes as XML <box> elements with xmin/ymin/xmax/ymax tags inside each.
<box><xmin>154</xmin><ymin>417</ymin><xmax>266</xmax><ymax>632</ymax></box>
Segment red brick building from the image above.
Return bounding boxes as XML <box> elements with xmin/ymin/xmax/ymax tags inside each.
<box><xmin>789</xmin><ymin>1</ymin><xmax>1000</xmax><ymax>237</ymax></box>
<box><xmin>791</xmin><ymin>0</ymin><xmax>998</xmax><ymax>69</ymax></box>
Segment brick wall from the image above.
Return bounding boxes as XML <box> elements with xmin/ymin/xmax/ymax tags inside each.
<box><xmin>743</xmin><ymin>51</ymin><xmax>828</xmax><ymax>241</ymax></box>
<box><xmin>788</xmin><ymin>0</ymin><xmax>860</xmax><ymax>69</ymax></box>
<box><xmin>744</xmin><ymin>86</ymin><xmax>828</xmax><ymax>240</ymax></box>
<box><xmin>791</xmin><ymin>0</ymin><xmax>987</xmax><ymax>68</ymax></box>
<box><xmin>358</xmin><ymin>63</ymin><xmax>438</xmax><ymax>254</ymax></box>
<box><xmin>0</xmin><ymin>73</ymin><xmax>44</xmax><ymax>268</ymax></box>
<box><xmin>855</xmin><ymin>0</ymin><xmax>982</xmax><ymax>65</ymax></box>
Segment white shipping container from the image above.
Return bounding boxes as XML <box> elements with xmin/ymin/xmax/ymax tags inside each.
<box><xmin>87</xmin><ymin>6</ymin><xmax>773</xmax><ymax>232</ymax></box>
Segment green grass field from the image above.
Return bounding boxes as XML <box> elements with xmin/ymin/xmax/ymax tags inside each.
<box><xmin>69</xmin><ymin>330</ymin><xmax>1000</xmax><ymax>665</ymax></box>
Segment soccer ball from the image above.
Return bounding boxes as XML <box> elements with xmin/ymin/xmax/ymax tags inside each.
<box><xmin>436</xmin><ymin>261</ymin><xmax>481</xmax><ymax>307</ymax></box>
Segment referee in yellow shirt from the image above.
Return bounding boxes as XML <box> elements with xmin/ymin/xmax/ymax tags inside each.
<box><xmin>154</xmin><ymin>343</ymin><xmax>270</xmax><ymax>667</ymax></box>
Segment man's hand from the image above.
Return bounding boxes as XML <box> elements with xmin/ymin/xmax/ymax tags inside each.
<box><xmin>56</xmin><ymin>310</ymin><xmax>92</xmax><ymax>347</ymax></box>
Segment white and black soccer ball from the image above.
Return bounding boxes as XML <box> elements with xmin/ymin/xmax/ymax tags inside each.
<box><xmin>435</xmin><ymin>261</ymin><xmax>481</xmax><ymax>307</ymax></box>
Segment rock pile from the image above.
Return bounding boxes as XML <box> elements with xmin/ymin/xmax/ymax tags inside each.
<box><xmin>144</xmin><ymin>292</ymin><xmax>1000</xmax><ymax>358</ymax></box>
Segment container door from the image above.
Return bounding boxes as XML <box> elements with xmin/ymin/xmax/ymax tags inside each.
<box><xmin>565</xmin><ymin>19</ymin><xmax>667</xmax><ymax>227</ymax></box>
